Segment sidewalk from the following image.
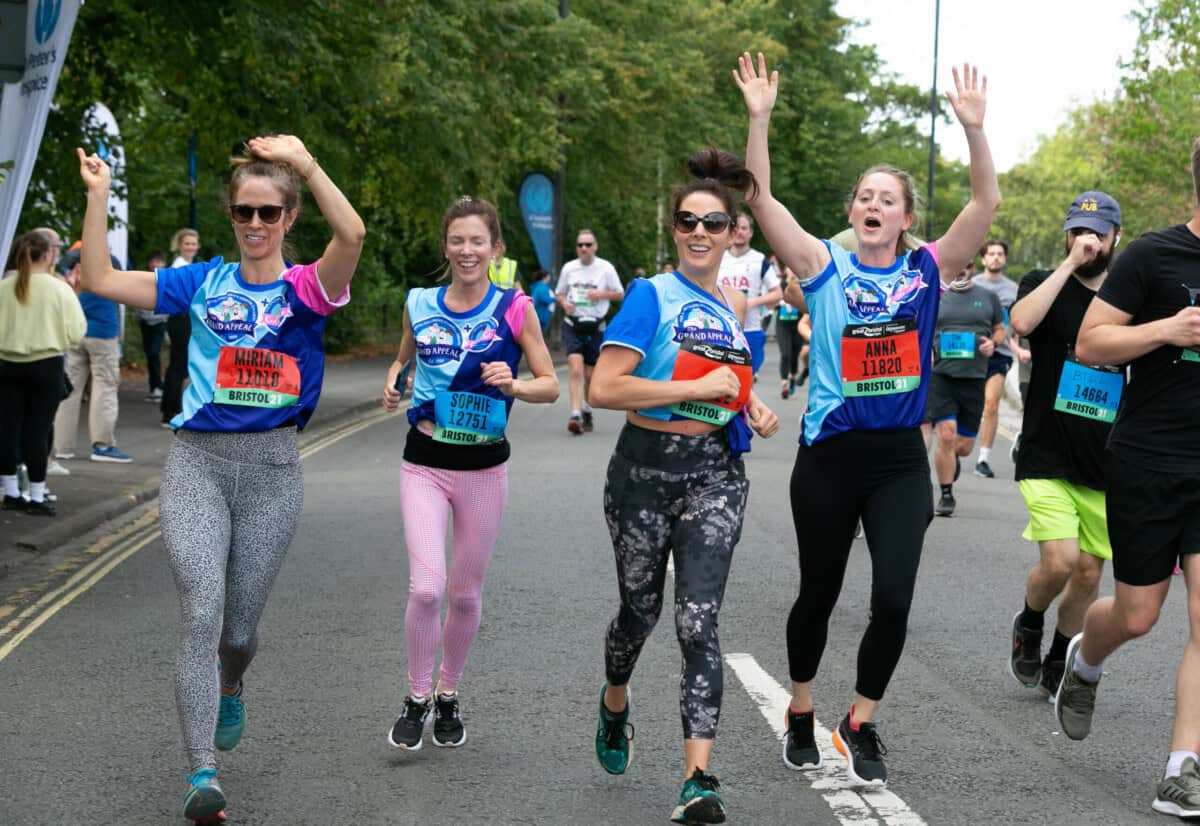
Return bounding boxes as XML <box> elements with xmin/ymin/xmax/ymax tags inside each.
<box><xmin>0</xmin><ymin>355</ymin><xmax>397</xmax><ymax>576</ymax></box>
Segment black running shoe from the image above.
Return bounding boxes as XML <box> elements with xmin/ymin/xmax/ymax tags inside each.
<box><xmin>782</xmin><ymin>708</ymin><xmax>822</xmax><ymax>770</ymax></box>
<box><xmin>934</xmin><ymin>492</ymin><xmax>955</xmax><ymax>517</ymax></box>
<box><xmin>2</xmin><ymin>494</ymin><xmax>26</xmax><ymax>511</ymax></box>
<box><xmin>1038</xmin><ymin>656</ymin><xmax>1064</xmax><ymax>701</ymax></box>
<box><xmin>974</xmin><ymin>460</ymin><xmax>995</xmax><ymax>478</ymax></box>
<box><xmin>832</xmin><ymin>714</ymin><xmax>888</xmax><ymax>787</ymax></box>
<box><xmin>582</xmin><ymin>410</ymin><xmax>594</xmax><ymax>432</ymax></box>
<box><xmin>387</xmin><ymin>695</ymin><xmax>431</xmax><ymax>750</ymax></box>
<box><xmin>432</xmin><ymin>692</ymin><xmax>466</xmax><ymax>747</ymax></box>
<box><xmin>1009</xmin><ymin>610</ymin><xmax>1043</xmax><ymax>688</ymax></box>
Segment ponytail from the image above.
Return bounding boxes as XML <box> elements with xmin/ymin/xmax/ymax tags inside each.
<box><xmin>7</xmin><ymin>231</ymin><xmax>52</xmax><ymax>304</ymax></box>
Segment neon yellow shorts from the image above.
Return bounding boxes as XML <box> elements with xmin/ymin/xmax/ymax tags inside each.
<box><xmin>1019</xmin><ymin>478</ymin><xmax>1111</xmax><ymax>560</ymax></box>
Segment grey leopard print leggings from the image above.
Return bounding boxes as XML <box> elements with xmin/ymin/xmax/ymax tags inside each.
<box><xmin>160</xmin><ymin>428</ymin><xmax>303</xmax><ymax>771</ymax></box>
<box><xmin>603</xmin><ymin>424</ymin><xmax>748</xmax><ymax>739</ymax></box>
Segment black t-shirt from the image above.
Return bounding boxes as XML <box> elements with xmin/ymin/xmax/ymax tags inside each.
<box><xmin>1098</xmin><ymin>224</ymin><xmax>1200</xmax><ymax>471</ymax></box>
<box><xmin>1014</xmin><ymin>269</ymin><xmax>1117</xmax><ymax>489</ymax></box>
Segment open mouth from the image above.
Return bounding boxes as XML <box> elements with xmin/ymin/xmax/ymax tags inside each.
<box><xmin>864</xmin><ymin>217</ymin><xmax>882</xmax><ymax>230</ymax></box>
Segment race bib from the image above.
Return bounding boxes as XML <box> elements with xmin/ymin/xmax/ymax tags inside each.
<box><xmin>568</xmin><ymin>284</ymin><xmax>593</xmax><ymax>308</ymax></box>
<box><xmin>938</xmin><ymin>330</ymin><xmax>976</xmax><ymax>359</ymax></box>
<box><xmin>1182</xmin><ymin>348</ymin><xmax>1200</xmax><ymax>363</ymax></box>
<box><xmin>777</xmin><ymin>302</ymin><xmax>800</xmax><ymax>322</ymax></box>
<box><xmin>841</xmin><ymin>318</ymin><xmax>921</xmax><ymax>397</ymax></box>
<box><xmin>1054</xmin><ymin>361</ymin><xmax>1123</xmax><ymax>422</ymax></box>
<box><xmin>215</xmin><ymin>347</ymin><xmax>300</xmax><ymax>408</ymax></box>
<box><xmin>433</xmin><ymin>390</ymin><xmax>507</xmax><ymax>444</ymax></box>
<box><xmin>667</xmin><ymin>338</ymin><xmax>752</xmax><ymax>425</ymax></box>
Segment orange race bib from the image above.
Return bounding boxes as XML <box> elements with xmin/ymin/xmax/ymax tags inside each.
<box><xmin>667</xmin><ymin>338</ymin><xmax>753</xmax><ymax>425</ymax></box>
<box><xmin>841</xmin><ymin>318</ymin><xmax>921</xmax><ymax>397</ymax></box>
<box><xmin>215</xmin><ymin>347</ymin><xmax>301</xmax><ymax>408</ymax></box>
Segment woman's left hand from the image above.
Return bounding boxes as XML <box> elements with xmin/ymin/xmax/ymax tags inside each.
<box><xmin>946</xmin><ymin>63</ymin><xmax>986</xmax><ymax>130</ymax></box>
<box><xmin>246</xmin><ymin>135</ymin><xmax>312</xmax><ymax>172</ymax></box>
<box><xmin>481</xmin><ymin>361</ymin><xmax>516</xmax><ymax>396</ymax></box>
<box><xmin>746</xmin><ymin>396</ymin><xmax>779</xmax><ymax>438</ymax></box>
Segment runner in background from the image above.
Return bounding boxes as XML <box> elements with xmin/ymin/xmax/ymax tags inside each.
<box><xmin>718</xmin><ymin>211</ymin><xmax>781</xmax><ymax>379</ymax></box>
<box><xmin>736</xmin><ymin>53</ymin><xmax>999</xmax><ymax>786</ymax></box>
<box><xmin>776</xmin><ymin>262</ymin><xmax>807</xmax><ymax>398</ymax></box>
<box><xmin>75</xmin><ymin>136</ymin><xmax>365</xmax><ymax>823</ymax></box>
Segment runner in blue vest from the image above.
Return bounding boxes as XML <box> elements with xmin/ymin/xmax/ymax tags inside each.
<box><xmin>589</xmin><ymin>147</ymin><xmax>779</xmax><ymax>825</ymax></box>
<box><xmin>735</xmin><ymin>53</ymin><xmax>1000</xmax><ymax>787</ymax></box>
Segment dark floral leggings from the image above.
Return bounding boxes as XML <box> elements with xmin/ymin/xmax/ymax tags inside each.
<box><xmin>603</xmin><ymin>424</ymin><xmax>749</xmax><ymax>739</ymax></box>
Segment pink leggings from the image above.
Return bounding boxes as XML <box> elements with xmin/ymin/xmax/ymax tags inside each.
<box><xmin>399</xmin><ymin>460</ymin><xmax>508</xmax><ymax>695</ymax></box>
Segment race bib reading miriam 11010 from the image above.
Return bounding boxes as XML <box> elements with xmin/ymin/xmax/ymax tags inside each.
<box><xmin>214</xmin><ymin>347</ymin><xmax>301</xmax><ymax>408</ymax></box>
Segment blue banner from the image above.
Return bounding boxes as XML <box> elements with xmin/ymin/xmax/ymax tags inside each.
<box><xmin>518</xmin><ymin>173</ymin><xmax>554</xmax><ymax>273</ymax></box>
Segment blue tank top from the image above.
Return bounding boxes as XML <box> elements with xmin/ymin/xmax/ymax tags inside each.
<box><xmin>800</xmin><ymin>241</ymin><xmax>942</xmax><ymax>445</ymax></box>
<box><xmin>602</xmin><ymin>272</ymin><xmax>752</xmax><ymax>423</ymax></box>
<box><xmin>406</xmin><ymin>284</ymin><xmax>526</xmax><ymax>444</ymax></box>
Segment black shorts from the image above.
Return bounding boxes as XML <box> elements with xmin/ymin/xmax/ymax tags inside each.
<box><xmin>562</xmin><ymin>319</ymin><xmax>602</xmax><ymax>365</ymax></box>
<box><xmin>925</xmin><ymin>373</ymin><xmax>986</xmax><ymax>437</ymax></box>
<box><xmin>1106</xmin><ymin>452</ymin><xmax>1200</xmax><ymax>586</ymax></box>
<box><xmin>985</xmin><ymin>353</ymin><xmax>1013</xmax><ymax>379</ymax></box>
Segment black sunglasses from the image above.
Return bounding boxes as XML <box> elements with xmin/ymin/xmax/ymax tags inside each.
<box><xmin>230</xmin><ymin>204</ymin><xmax>286</xmax><ymax>224</ymax></box>
<box><xmin>577</xmin><ymin>241</ymin><xmax>595</xmax><ymax>248</ymax></box>
<box><xmin>674</xmin><ymin>211</ymin><xmax>733</xmax><ymax>234</ymax></box>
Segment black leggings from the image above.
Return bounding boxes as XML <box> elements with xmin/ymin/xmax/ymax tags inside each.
<box><xmin>162</xmin><ymin>313</ymin><xmax>191</xmax><ymax>422</ymax></box>
<box><xmin>787</xmin><ymin>429</ymin><xmax>933</xmax><ymax>700</ymax></box>
<box><xmin>0</xmin><ymin>356</ymin><xmax>64</xmax><ymax>483</ymax></box>
<box><xmin>604</xmin><ymin>424</ymin><xmax>748</xmax><ymax>739</ymax></box>
<box><xmin>777</xmin><ymin>319</ymin><xmax>804</xmax><ymax>380</ymax></box>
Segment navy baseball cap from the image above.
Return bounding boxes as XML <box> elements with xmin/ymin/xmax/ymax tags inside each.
<box><xmin>1063</xmin><ymin>190</ymin><xmax>1121</xmax><ymax>234</ymax></box>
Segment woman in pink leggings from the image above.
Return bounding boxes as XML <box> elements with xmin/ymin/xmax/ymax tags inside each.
<box><xmin>381</xmin><ymin>197</ymin><xmax>559</xmax><ymax>750</ymax></box>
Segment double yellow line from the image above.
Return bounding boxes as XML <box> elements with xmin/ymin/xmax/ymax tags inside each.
<box><xmin>0</xmin><ymin>406</ymin><xmax>402</xmax><ymax>665</ymax></box>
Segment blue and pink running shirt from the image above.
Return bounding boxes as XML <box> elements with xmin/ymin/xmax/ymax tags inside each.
<box><xmin>800</xmin><ymin>241</ymin><xmax>942</xmax><ymax>445</ymax></box>
<box><xmin>602</xmin><ymin>272</ymin><xmax>752</xmax><ymax>425</ymax></box>
<box><xmin>406</xmin><ymin>284</ymin><xmax>530</xmax><ymax>444</ymax></box>
<box><xmin>156</xmin><ymin>257</ymin><xmax>349</xmax><ymax>432</ymax></box>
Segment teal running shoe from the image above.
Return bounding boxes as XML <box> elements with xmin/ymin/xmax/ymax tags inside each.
<box><xmin>182</xmin><ymin>768</ymin><xmax>226</xmax><ymax>821</ymax></box>
<box><xmin>214</xmin><ymin>687</ymin><xmax>245</xmax><ymax>751</ymax></box>
<box><xmin>594</xmin><ymin>684</ymin><xmax>634</xmax><ymax>775</ymax></box>
<box><xmin>671</xmin><ymin>768</ymin><xmax>726</xmax><ymax>824</ymax></box>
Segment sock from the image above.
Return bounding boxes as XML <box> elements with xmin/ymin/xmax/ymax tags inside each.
<box><xmin>1020</xmin><ymin>600</ymin><xmax>1045</xmax><ymax>631</ymax></box>
<box><xmin>940</xmin><ymin>484</ymin><xmax>953</xmax><ymax>497</ymax></box>
<box><xmin>1048</xmin><ymin>629</ymin><xmax>1071</xmax><ymax>662</ymax></box>
<box><xmin>979</xmin><ymin>447</ymin><xmax>991</xmax><ymax>463</ymax></box>
<box><xmin>29</xmin><ymin>481</ymin><xmax>46</xmax><ymax>503</ymax></box>
<box><xmin>848</xmin><ymin>704</ymin><xmax>861</xmax><ymax>731</ymax></box>
<box><xmin>571</xmin><ymin>409</ymin><xmax>581</xmax><ymax>418</ymax></box>
<box><xmin>1072</xmin><ymin>648</ymin><xmax>1103</xmax><ymax>682</ymax></box>
<box><xmin>1</xmin><ymin>475</ymin><xmax>18</xmax><ymax>497</ymax></box>
<box><xmin>1166</xmin><ymin>750</ymin><xmax>1199</xmax><ymax>779</ymax></box>
<box><xmin>582</xmin><ymin>402</ymin><xmax>592</xmax><ymax>414</ymax></box>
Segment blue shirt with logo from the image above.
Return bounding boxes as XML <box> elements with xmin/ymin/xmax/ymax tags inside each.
<box><xmin>601</xmin><ymin>272</ymin><xmax>751</xmax><ymax>421</ymax></box>
<box><xmin>155</xmin><ymin>257</ymin><xmax>349</xmax><ymax>432</ymax></box>
<box><xmin>800</xmin><ymin>241</ymin><xmax>942</xmax><ymax>445</ymax></box>
<box><xmin>406</xmin><ymin>284</ymin><xmax>530</xmax><ymax>431</ymax></box>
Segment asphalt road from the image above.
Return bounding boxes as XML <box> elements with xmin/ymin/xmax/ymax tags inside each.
<box><xmin>0</xmin><ymin>354</ymin><xmax>1190</xmax><ymax>825</ymax></box>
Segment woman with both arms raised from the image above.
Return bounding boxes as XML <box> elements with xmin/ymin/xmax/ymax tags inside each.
<box><xmin>589</xmin><ymin>147</ymin><xmax>779</xmax><ymax>825</ymax></box>
<box><xmin>734</xmin><ymin>52</ymin><xmax>999</xmax><ymax>786</ymax></box>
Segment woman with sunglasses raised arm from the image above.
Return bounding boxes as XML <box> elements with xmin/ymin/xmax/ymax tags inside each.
<box><xmin>733</xmin><ymin>53</ymin><xmax>999</xmax><ymax>787</ymax></box>
<box><xmin>587</xmin><ymin>147</ymin><xmax>779</xmax><ymax>825</ymax></box>
<box><xmin>76</xmin><ymin>135</ymin><xmax>365</xmax><ymax>823</ymax></box>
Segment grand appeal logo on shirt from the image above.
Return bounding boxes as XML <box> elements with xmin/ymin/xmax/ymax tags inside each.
<box><xmin>843</xmin><ymin>268</ymin><xmax>928</xmax><ymax>322</ymax></box>
<box><xmin>671</xmin><ymin>301</ymin><xmax>746</xmax><ymax>349</ymax></box>
<box><xmin>413</xmin><ymin>316</ymin><xmax>464</xmax><ymax>365</ymax></box>
<box><xmin>206</xmin><ymin>292</ymin><xmax>258</xmax><ymax>340</ymax></box>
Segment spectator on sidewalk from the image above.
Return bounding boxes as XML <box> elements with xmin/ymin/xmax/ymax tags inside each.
<box><xmin>53</xmin><ymin>246</ymin><xmax>134</xmax><ymax>463</ymax></box>
<box><xmin>161</xmin><ymin>228</ymin><xmax>199</xmax><ymax>427</ymax></box>
<box><xmin>136</xmin><ymin>250</ymin><xmax>169</xmax><ymax>403</ymax></box>
<box><xmin>0</xmin><ymin>231</ymin><xmax>86</xmax><ymax>515</ymax></box>
<box><xmin>530</xmin><ymin>268</ymin><xmax>555</xmax><ymax>335</ymax></box>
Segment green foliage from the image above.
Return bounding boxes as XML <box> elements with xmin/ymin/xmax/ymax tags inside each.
<box><xmin>21</xmin><ymin>0</ymin><xmax>954</xmax><ymax>349</ymax></box>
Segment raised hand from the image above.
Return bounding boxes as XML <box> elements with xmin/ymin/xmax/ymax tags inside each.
<box><xmin>945</xmin><ymin>63</ymin><xmax>986</xmax><ymax>130</ymax></box>
<box><xmin>76</xmin><ymin>147</ymin><xmax>111</xmax><ymax>192</ymax></box>
<box><xmin>246</xmin><ymin>135</ymin><xmax>312</xmax><ymax>172</ymax></box>
<box><xmin>732</xmin><ymin>51</ymin><xmax>779</xmax><ymax>118</ymax></box>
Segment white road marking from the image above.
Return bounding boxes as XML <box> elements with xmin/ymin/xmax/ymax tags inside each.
<box><xmin>725</xmin><ymin>652</ymin><xmax>927</xmax><ymax>826</ymax></box>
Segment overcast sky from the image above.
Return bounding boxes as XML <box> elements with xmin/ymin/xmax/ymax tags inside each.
<box><xmin>834</xmin><ymin>0</ymin><xmax>1143</xmax><ymax>171</ymax></box>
